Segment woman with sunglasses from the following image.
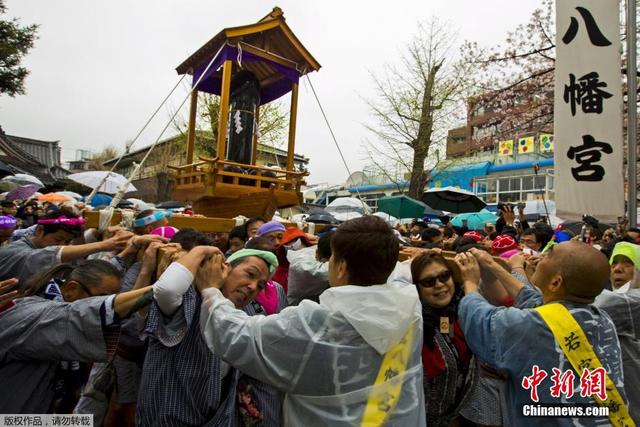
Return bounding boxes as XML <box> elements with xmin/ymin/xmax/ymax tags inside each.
<box><xmin>411</xmin><ymin>252</ymin><xmax>477</xmax><ymax>427</ymax></box>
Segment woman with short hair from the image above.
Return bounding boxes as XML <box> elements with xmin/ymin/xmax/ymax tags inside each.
<box><xmin>411</xmin><ymin>252</ymin><xmax>477</xmax><ymax>427</ymax></box>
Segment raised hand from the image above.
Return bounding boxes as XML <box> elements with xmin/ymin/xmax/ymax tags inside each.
<box><xmin>0</xmin><ymin>278</ymin><xmax>19</xmax><ymax>306</ymax></box>
<box><xmin>454</xmin><ymin>252</ymin><xmax>481</xmax><ymax>290</ymax></box>
<box><xmin>195</xmin><ymin>253</ymin><xmax>230</xmax><ymax>293</ymax></box>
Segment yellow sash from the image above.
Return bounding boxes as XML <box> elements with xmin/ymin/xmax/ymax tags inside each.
<box><xmin>535</xmin><ymin>303</ymin><xmax>635</xmax><ymax>427</ymax></box>
<box><xmin>360</xmin><ymin>323</ymin><xmax>416</xmax><ymax>427</ymax></box>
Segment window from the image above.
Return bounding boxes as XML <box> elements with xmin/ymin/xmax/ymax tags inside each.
<box><xmin>510</xmin><ymin>178</ymin><xmax>521</xmax><ymax>191</ymax></box>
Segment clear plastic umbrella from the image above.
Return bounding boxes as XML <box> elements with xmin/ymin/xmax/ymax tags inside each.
<box><xmin>373</xmin><ymin>211</ymin><xmax>399</xmax><ymax>226</ymax></box>
<box><xmin>67</xmin><ymin>171</ymin><xmax>136</xmax><ymax>194</ymax></box>
<box><xmin>1</xmin><ymin>174</ymin><xmax>44</xmax><ymax>188</ymax></box>
<box><xmin>325</xmin><ymin>197</ymin><xmax>370</xmax><ymax>214</ymax></box>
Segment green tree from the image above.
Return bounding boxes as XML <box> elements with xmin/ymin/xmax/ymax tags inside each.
<box><xmin>364</xmin><ymin>18</ymin><xmax>478</xmax><ymax>199</ymax></box>
<box><xmin>196</xmin><ymin>92</ymin><xmax>288</xmax><ymax>156</ymax></box>
<box><xmin>0</xmin><ymin>0</ymin><xmax>38</xmax><ymax>97</ymax></box>
<box><xmin>87</xmin><ymin>146</ymin><xmax>120</xmax><ymax>170</ymax></box>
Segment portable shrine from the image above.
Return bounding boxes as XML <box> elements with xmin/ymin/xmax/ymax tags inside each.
<box><xmin>170</xmin><ymin>7</ymin><xmax>321</xmax><ymax>219</ymax></box>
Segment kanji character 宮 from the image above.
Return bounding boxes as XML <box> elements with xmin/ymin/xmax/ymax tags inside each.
<box><xmin>566</xmin><ymin>135</ymin><xmax>613</xmax><ymax>182</ymax></box>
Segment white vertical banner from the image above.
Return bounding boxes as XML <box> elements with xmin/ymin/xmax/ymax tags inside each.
<box><xmin>554</xmin><ymin>0</ymin><xmax>624</xmax><ymax>222</ymax></box>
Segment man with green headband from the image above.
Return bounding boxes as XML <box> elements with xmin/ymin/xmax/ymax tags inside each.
<box><xmin>608</xmin><ymin>241</ymin><xmax>640</xmax><ymax>293</ymax></box>
<box><xmin>593</xmin><ymin>241</ymin><xmax>640</xmax><ymax>421</ymax></box>
<box><xmin>197</xmin><ymin>216</ymin><xmax>425</xmax><ymax>426</ymax></box>
<box><xmin>137</xmin><ymin>244</ymin><xmax>282</xmax><ymax>426</ymax></box>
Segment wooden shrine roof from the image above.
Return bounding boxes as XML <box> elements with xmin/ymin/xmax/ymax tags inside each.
<box><xmin>175</xmin><ymin>7</ymin><xmax>321</xmax><ymax>77</ymax></box>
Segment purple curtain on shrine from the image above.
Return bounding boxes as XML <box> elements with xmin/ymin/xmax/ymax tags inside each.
<box><xmin>192</xmin><ymin>45</ymin><xmax>300</xmax><ymax>104</ymax></box>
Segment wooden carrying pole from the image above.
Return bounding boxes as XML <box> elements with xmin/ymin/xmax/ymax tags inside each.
<box><xmin>186</xmin><ymin>90</ymin><xmax>198</xmax><ymax>170</ymax></box>
<box><xmin>216</xmin><ymin>60</ymin><xmax>234</xmax><ymax>161</ymax></box>
<box><xmin>286</xmin><ymin>82</ymin><xmax>299</xmax><ymax>172</ymax></box>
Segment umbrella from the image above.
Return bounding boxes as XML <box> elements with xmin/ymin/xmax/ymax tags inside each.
<box><xmin>373</xmin><ymin>211</ymin><xmax>399</xmax><ymax>226</ymax></box>
<box><xmin>89</xmin><ymin>193</ymin><xmax>113</xmax><ymax>207</ymax></box>
<box><xmin>333</xmin><ymin>211</ymin><xmax>363</xmax><ymax>222</ymax></box>
<box><xmin>325</xmin><ymin>197</ymin><xmax>369</xmax><ymax>215</ymax></box>
<box><xmin>0</xmin><ymin>181</ymin><xmax>18</xmax><ymax>192</ymax></box>
<box><xmin>423</xmin><ymin>205</ymin><xmax>445</xmax><ymax>220</ymax></box>
<box><xmin>450</xmin><ymin>209</ymin><xmax>497</xmax><ymax>230</ymax></box>
<box><xmin>377</xmin><ymin>195</ymin><xmax>427</xmax><ymax>219</ymax></box>
<box><xmin>306</xmin><ymin>211</ymin><xmax>337</xmax><ymax>224</ymax></box>
<box><xmin>37</xmin><ymin>193</ymin><xmax>74</xmax><ymax>203</ymax></box>
<box><xmin>1</xmin><ymin>174</ymin><xmax>44</xmax><ymax>188</ymax></box>
<box><xmin>560</xmin><ymin>216</ymin><xmax>612</xmax><ymax>238</ymax></box>
<box><xmin>127</xmin><ymin>198</ymin><xmax>152</xmax><ymax>211</ymax></box>
<box><xmin>67</xmin><ymin>171</ymin><xmax>136</xmax><ymax>194</ymax></box>
<box><xmin>6</xmin><ymin>184</ymin><xmax>39</xmax><ymax>202</ymax></box>
<box><xmin>117</xmin><ymin>199</ymin><xmax>135</xmax><ymax>208</ymax></box>
<box><xmin>56</xmin><ymin>191</ymin><xmax>82</xmax><ymax>200</ymax></box>
<box><xmin>422</xmin><ymin>186</ymin><xmax>486</xmax><ymax>214</ymax></box>
<box><xmin>156</xmin><ymin>201</ymin><xmax>186</xmax><ymax>209</ymax></box>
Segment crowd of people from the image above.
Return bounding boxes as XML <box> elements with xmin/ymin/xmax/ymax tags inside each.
<box><xmin>0</xmin><ymin>196</ymin><xmax>638</xmax><ymax>426</ymax></box>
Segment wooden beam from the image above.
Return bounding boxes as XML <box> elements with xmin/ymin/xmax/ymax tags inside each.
<box><xmin>224</xmin><ymin>20</ymin><xmax>280</xmax><ymax>39</ymax></box>
<box><xmin>216</xmin><ymin>60</ymin><xmax>233</xmax><ymax>160</ymax></box>
<box><xmin>84</xmin><ymin>210</ymin><xmax>330</xmax><ymax>234</ymax></box>
<box><xmin>251</xmin><ymin>105</ymin><xmax>259</xmax><ymax>165</ymax></box>
<box><xmin>237</xmin><ymin>42</ymin><xmax>300</xmax><ymax>70</ymax></box>
<box><xmin>286</xmin><ymin>82</ymin><xmax>299</xmax><ymax>172</ymax></box>
<box><xmin>83</xmin><ymin>211</ymin><xmax>236</xmax><ymax>233</ymax></box>
<box><xmin>186</xmin><ymin>90</ymin><xmax>198</xmax><ymax>169</ymax></box>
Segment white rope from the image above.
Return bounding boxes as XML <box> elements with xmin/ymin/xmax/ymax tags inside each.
<box><xmin>303</xmin><ymin>74</ymin><xmax>365</xmax><ymax>204</ymax></box>
<box><xmin>106</xmin><ymin>47</ymin><xmax>223</xmax><ymax>213</ymax></box>
<box><xmin>85</xmin><ymin>73</ymin><xmax>187</xmax><ymax>205</ymax></box>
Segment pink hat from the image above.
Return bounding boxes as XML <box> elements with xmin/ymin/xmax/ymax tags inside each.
<box><xmin>499</xmin><ymin>248</ymin><xmax>522</xmax><ymax>259</ymax></box>
<box><xmin>463</xmin><ymin>231</ymin><xmax>483</xmax><ymax>242</ymax></box>
<box><xmin>492</xmin><ymin>234</ymin><xmax>518</xmax><ymax>255</ymax></box>
<box><xmin>150</xmin><ymin>226</ymin><xmax>179</xmax><ymax>239</ymax></box>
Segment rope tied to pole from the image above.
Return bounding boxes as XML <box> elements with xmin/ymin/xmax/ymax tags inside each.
<box><xmin>85</xmin><ymin>73</ymin><xmax>187</xmax><ymax>206</ymax></box>
<box><xmin>303</xmin><ymin>74</ymin><xmax>366</xmax><ymax>207</ymax></box>
<box><xmin>99</xmin><ymin>45</ymin><xmax>225</xmax><ymax>231</ymax></box>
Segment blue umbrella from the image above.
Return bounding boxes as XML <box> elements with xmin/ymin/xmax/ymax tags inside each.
<box><xmin>89</xmin><ymin>193</ymin><xmax>113</xmax><ymax>207</ymax></box>
<box><xmin>450</xmin><ymin>209</ymin><xmax>497</xmax><ymax>230</ymax></box>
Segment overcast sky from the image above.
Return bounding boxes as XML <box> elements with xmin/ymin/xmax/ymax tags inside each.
<box><xmin>0</xmin><ymin>0</ymin><xmax>545</xmax><ymax>184</ymax></box>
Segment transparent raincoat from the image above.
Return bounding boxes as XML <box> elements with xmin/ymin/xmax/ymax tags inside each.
<box><xmin>200</xmin><ymin>283</ymin><xmax>426</xmax><ymax>426</ymax></box>
<box><xmin>594</xmin><ymin>287</ymin><xmax>640</xmax><ymax>422</ymax></box>
<box><xmin>285</xmin><ymin>245</ymin><xmax>329</xmax><ymax>305</ymax></box>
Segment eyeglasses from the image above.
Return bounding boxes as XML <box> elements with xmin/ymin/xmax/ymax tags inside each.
<box><xmin>75</xmin><ymin>280</ymin><xmax>110</xmax><ymax>297</ymax></box>
<box><xmin>416</xmin><ymin>270</ymin><xmax>452</xmax><ymax>288</ymax></box>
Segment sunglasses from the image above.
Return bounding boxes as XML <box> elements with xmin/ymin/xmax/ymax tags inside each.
<box><xmin>75</xmin><ymin>280</ymin><xmax>110</xmax><ymax>297</ymax></box>
<box><xmin>416</xmin><ymin>270</ymin><xmax>452</xmax><ymax>288</ymax></box>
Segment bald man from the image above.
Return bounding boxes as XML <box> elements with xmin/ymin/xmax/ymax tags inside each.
<box><xmin>455</xmin><ymin>242</ymin><xmax>628</xmax><ymax>426</ymax></box>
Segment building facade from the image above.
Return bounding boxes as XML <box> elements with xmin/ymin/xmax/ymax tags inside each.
<box><xmin>0</xmin><ymin>126</ymin><xmax>69</xmax><ymax>183</ymax></box>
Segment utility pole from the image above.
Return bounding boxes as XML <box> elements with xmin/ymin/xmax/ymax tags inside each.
<box><xmin>627</xmin><ymin>0</ymin><xmax>637</xmax><ymax>226</ymax></box>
